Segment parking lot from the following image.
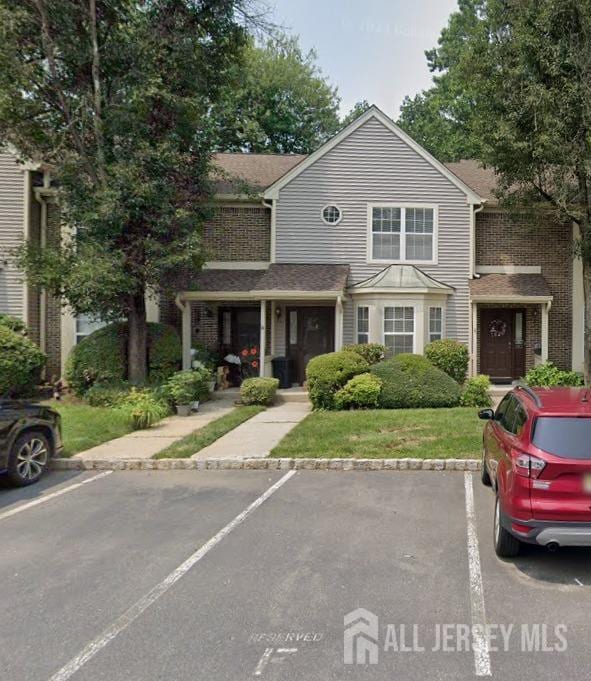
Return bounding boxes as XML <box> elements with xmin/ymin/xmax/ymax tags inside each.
<box><xmin>2</xmin><ymin>469</ymin><xmax>591</xmax><ymax>681</ymax></box>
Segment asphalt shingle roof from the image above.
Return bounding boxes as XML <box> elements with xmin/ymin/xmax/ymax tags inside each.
<box><xmin>253</xmin><ymin>264</ymin><xmax>350</xmax><ymax>292</ymax></box>
<box><xmin>469</xmin><ymin>273</ymin><xmax>552</xmax><ymax>298</ymax></box>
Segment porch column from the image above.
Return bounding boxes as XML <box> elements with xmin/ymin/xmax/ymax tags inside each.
<box><xmin>541</xmin><ymin>301</ymin><xmax>551</xmax><ymax>363</ymax></box>
<box><xmin>259</xmin><ymin>300</ymin><xmax>267</xmax><ymax>377</ymax></box>
<box><xmin>470</xmin><ymin>301</ymin><xmax>478</xmax><ymax>376</ymax></box>
<box><xmin>176</xmin><ymin>296</ymin><xmax>192</xmax><ymax>370</ymax></box>
<box><xmin>335</xmin><ymin>296</ymin><xmax>344</xmax><ymax>351</ymax></box>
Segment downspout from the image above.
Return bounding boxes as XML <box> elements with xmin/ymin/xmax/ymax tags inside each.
<box><xmin>33</xmin><ymin>170</ymin><xmax>51</xmax><ymax>356</ymax></box>
<box><xmin>469</xmin><ymin>202</ymin><xmax>485</xmax><ymax>376</ymax></box>
<box><xmin>262</xmin><ymin>198</ymin><xmax>275</xmax><ymax>263</ymax></box>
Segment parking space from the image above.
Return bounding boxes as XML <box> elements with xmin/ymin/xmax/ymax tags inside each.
<box><xmin>1</xmin><ymin>469</ymin><xmax>591</xmax><ymax>680</ymax></box>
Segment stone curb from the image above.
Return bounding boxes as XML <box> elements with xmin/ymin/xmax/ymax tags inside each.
<box><xmin>51</xmin><ymin>457</ymin><xmax>481</xmax><ymax>472</ymax></box>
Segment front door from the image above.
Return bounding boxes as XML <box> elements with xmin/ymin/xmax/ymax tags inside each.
<box><xmin>480</xmin><ymin>308</ymin><xmax>526</xmax><ymax>382</ymax></box>
<box><xmin>287</xmin><ymin>307</ymin><xmax>335</xmax><ymax>384</ymax></box>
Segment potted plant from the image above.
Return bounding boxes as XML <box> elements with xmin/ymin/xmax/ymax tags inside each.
<box><xmin>162</xmin><ymin>368</ymin><xmax>212</xmax><ymax>416</ymax></box>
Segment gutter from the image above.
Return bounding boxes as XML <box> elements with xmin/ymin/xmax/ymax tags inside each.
<box><xmin>33</xmin><ymin>171</ymin><xmax>52</xmax><ymax>356</ymax></box>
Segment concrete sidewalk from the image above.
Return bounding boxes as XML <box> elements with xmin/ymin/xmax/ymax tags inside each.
<box><xmin>73</xmin><ymin>398</ymin><xmax>235</xmax><ymax>460</ymax></box>
<box><xmin>192</xmin><ymin>401</ymin><xmax>310</xmax><ymax>460</ymax></box>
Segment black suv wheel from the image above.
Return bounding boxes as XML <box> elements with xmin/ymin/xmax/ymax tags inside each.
<box><xmin>7</xmin><ymin>431</ymin><xmax>51</xmax><ymax>486</ymax></box>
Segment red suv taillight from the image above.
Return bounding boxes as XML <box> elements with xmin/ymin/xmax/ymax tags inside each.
<box><xmin>513</xmin><ymin>452</ymin><xmax>546</xmax><ymax>479</ymax></box>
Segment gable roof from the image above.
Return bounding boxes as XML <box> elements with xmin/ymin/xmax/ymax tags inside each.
<box><xmin>261</xmin><ymin>106</ymin><xmax>484</xmax><ymax>204</ymax></box>
<box><xmin>351</xmin><ymin>265</ymin><xmax>453</xmax><ymax>294</ymax></box>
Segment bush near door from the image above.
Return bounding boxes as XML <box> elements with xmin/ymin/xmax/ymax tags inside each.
<box><xmin>334</xmin><ymin>373</ymin><xmax>383</xmax><ymax>410</ymax></box>
<box><xmin>342</xmin><ymin>343</ymin><xmax>386</xmax><ymax>366</ymax></box>
<box><xmin>424</xmin><ymin>339</ymin><xmax>469</xmax><ymax>383</ymax></box>
<box><xmin>525</xmin><ymin>361</ymin><xmax>584</xmax><ymax>387</ymax></box>
<box><xmin>370</xmin><ymin>354</ymin><xmax>461</xmax><ymax>409</ymax></box>
<box><xmin>306</xmin><ymin>351</ymin><xmax>369</xmax><ymax>410</ymax></box>
<box><xmin>460</xmin><ymin>375</ymin><xmax>493</xmax><ymax>407</ymax></box>
<box><xmin>240</xmin><ymin>377</ymin><xmax>279</xmax><ymax>405</ymax></box>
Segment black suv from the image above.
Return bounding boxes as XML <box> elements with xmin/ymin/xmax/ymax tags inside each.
<box><xmin>0</xmin><ymin>401</ymin><xmax>62</xmax><ymax>486</ymax></box>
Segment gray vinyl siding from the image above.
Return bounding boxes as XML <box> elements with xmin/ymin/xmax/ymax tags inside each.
<box><xmin>274</xmin><ymin>117</ymin><xmax>472</xmax><ymax>343</ymax></box>
<box><xmin>0</xmin><ymin>151</ymin><xmax>26</xmax><ymax>318</ymax></box>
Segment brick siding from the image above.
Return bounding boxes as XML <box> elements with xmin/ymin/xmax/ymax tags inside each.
<box><xmin>202</xmin><ymin>205</ymin><xmax>270</xmax><ymax>261</ymax></box>
<box><xmin>475</xmin><ymin>211</ymin><xmax>573</xmax><ymax>370</ymax></box>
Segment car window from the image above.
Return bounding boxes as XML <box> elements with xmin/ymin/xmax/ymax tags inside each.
<box><xmin>532</xmin><ymin>417</ymin><xmax>591</xmax><ymax>459</ymax></box>
<box><xmin>513</xmin><ymin>402</ymin><xmax>527</xmax><ymax>436</ymax></box>
<box><xmin>495</xmin><ymin>395</ymin><xmax>511</xmax><ymax>422</ymax></box>
<box><xmin>500</xmin><ymin>396</ymin><xmax>518</xmax><ymax>434</ymax></box>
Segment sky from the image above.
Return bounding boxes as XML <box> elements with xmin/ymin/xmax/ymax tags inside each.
<box><xmin>266</xmin><ymin>0</ymin><xmax>459</xmax><ymax>120</ymax></box>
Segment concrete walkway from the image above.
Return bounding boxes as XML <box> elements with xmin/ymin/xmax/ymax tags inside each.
<box><xmin>73</xmin><ymin>398</ymin><xmax>235</xmax><ymax>460</ymax></box>
<box><xmin>192</xmin><ymin>401</ymin><xmax>310</xmax><ymax>460</ymax></box>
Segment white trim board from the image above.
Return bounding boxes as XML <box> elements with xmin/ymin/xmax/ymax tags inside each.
<box><xmin>203</xmin><ymin>261</ymin><xmax>270</xmax><ymax>270</ymax></box>
<box><xmin>263</xmin><ymin>106</ymin><xmax>484</xmax><ymax>205</ymax></box>
<box><xmin>475</xmin><ymin>265</ymin><xmax>541</xmax><ymax>274</ymax></box>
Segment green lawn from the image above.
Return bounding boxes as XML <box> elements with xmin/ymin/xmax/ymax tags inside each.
<box><xmin>155</xmin><ymin>405</ymin><xmax>265</xmax><ymax>459</ymax></box>
<box><xmin>271</xmin><ymin>407</ymin><xmax>485</xmax><ymax>459</ymax></box>
<box><xmin>46</xmin><ymin>399</ymin><xmax>134</xmax><ymax>457</ymax></box>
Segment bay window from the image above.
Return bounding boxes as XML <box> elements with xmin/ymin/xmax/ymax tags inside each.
<box><xmin>384</xmin><ymin>306</ymin><xmax>415</xmax><ymax>355</ymax></box>
<box><xmin>357</xmin><ymin>306</ymin><xmax>369</xmax><ymax>344</ymax></box>
<box><xmin>429</xmin><ymin>307</ymin><xmax>443</xmax><ymax>342</ymax></box>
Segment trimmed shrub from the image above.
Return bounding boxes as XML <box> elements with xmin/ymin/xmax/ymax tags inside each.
<box><xmin>66</xmin><ymin>322</ymin><xmax>181</xmax><ymax>394</ymax></box>
<box><xmin>334</xmin><ymin>373</ymin><xmax>383</xmax><ymax>410</ymax></box>
<box><xmin>306</xmin><ymin>351</ymin><xmax>369</xmax><ymax>410</ymax></box>
<box><xmin>0</xmin><ymin>325</ymin><xmax>46</xmax><ymax>396</ymax></box>
<box><xmin>424</xmin><ymin>339</ymin><xmax>469</xmax><ymax>383</ymax></box>
<box><xmin>461</xmin><ymin>375</ymin><xmax>493</xmax><ymax>407</ymax></box>
<box><xmin>240</xmin><ymin>377</ymin><xmax>279</xmax><ymax>405</ymax></box>
<box><xmin>370</xmin><ymin>353</ymin><xmax>461</xmax><ymax>409</ymax></box>
<box><xmin>342</xmin><ymin>343</ymin><xmax>386</xmax><ymax>366</ymax></box>
<box><xmin>161</xmin><ymin>368</ymin><xmax>212</xmax><ymax>407</ymax></box>
<box><xmin>117</xmin><ymin>388</ymin><xmax>170</xmax><ymax>429</ymax></box>
<box><xmin>525</xmin><ymin>361</ymin><xmax>584</xmax><ymax>387</ymax></box>
<box><xmin>0</xmin><ymin>313</ymin><xmax>28</xmax><ymax>335</ymax></box>
<box><xmin>86</xmin><ymin>382</ymin><xmax>131</xmax><ymax>408</ymax></box>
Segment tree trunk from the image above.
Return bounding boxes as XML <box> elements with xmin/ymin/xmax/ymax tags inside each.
<box><xmin>583</xmin><ymin>259</ymin><xmax>591</xmax><ymax>385</ymax></box>
<box><xmin>127</xmin><ymin>292</ymin><xmax>148</xmax><ymax>385</ymax></box>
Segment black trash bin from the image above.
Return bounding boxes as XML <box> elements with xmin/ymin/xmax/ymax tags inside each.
<box><xmin>271</xmin><ymin>356</ymin><xmax>292</xmax><ymax>389</ymax></box>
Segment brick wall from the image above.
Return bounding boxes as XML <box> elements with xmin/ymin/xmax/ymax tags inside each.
<box><xmin>202</xmin><ymin>205</ymin><xmax>270</xmax><ymax>261</ymax></box>
<box><xmin>475</xmin><ymin>211</ymin><xmax>573</xmax><ymax>370</ymax></box>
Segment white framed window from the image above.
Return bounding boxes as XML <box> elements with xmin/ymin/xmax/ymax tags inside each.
<box><xmin>368</xmin><ymin>203</ymin><xmax>437</xmax><ymax>264</ymax></box>
<box><xmin>384</xmin><ymin>306</ymin><xmax>415</xmax><ymax>355</ymax></box>
<box><xmin>75</xmin><ymin>314</ymin><xmax>106</xmax><ymax>344</ymax></box>
<box><xmin>321</xmin><ymin>204</ymin><xmax>342</xmax><ymax>225</ymax></box>
<box><xmin>429</xmin><ymin>307</ymin><xmax>443</xmax><ymax>342</ymax></box>
<box><xmin>357</xmin><ymin>306</ymin><xmax>369</xmax><ymax>344</ymax></box>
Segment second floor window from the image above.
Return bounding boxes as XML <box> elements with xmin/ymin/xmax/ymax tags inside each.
<box><xmin>370</xmin><ymin>205</ymin><xmax>436</xmax><ymax>263</ymax></box>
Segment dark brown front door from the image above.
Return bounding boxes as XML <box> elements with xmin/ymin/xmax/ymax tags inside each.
<box><xmin>287</xmin><ymin>306</ymin><xmax>335</xmax><ymax>384</ymax></box>
<box><xmin>480</xmin><ymin>308</ymin><xmax>526</xmax><ymax>382</ymax></box>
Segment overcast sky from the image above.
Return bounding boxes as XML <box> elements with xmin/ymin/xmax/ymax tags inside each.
<box><xmin>267</xmin><ymin>0</ymin><xmax>459</xmax><ymax>119</ymax></box>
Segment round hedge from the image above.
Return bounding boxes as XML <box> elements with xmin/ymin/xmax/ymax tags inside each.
<box><xmin>370</xmin><ymin>353</ymin><xmax>461</xmax><ymax>409</ymax></box>
<box><xmin>66</xmin><ymin>322</ymin><xmax>181</xmax><ymax>394</ymax></box>
<box><xmin>424</xmin><ymin>339</ymin><xmax>469</xmax><ymax>383</ymax></box>
<box><xmin>0</xmin><ymin>325</ymin><xmax>46</xmax><ymax>396</ymax></box>
<box><xmin>306</xmin><ymin>350</ymin><xmax>369</xmax><ymax>409</ymax></box>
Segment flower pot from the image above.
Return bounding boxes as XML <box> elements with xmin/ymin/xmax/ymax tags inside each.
<box><xmin>175</xmin><ymin>404</ymin><xmax>191</xmax><ymax>417</ymax></box>
<box><xmin>208</xmin><ymin>380</ymin><xmax>216</xmax><ymax>393</ymax></box>
<box><xmin>191</xmin><ymin>400</ymin><xmax>200</xmax><ymax>412</ymax></box>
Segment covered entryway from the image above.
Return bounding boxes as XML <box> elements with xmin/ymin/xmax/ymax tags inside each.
<box><xmin>479</xmin><ymin>308</ymin><xmax>525</xmax><ymax>382</ymax></box>
<box><xmin>286</xmin><ymin>306</ymin><xmax>335</xmax><ymax>383</ymax></box>
<box><xmin>470</xmin><ymin>273</ymin><xmax>553</xmax><ymax>382</ymax></box>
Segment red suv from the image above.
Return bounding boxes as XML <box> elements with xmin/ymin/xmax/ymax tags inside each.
<box><xmin>480</xmin><ymin>385</ymin><xmax>591</xmax><ymax>557</ymax></box>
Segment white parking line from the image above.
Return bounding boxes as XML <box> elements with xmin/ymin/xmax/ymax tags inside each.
<box><xmin>464</xmin><ymin>472</ymin><xmax>492</xmax><ymax>676</ymax></box>
<box><xmin>47</xmin><ymin>469</ymin><xmax>297</xmax><ymax>681</ymax></box>
<box><xmin>0</xmin><ymin>471</ymin><xmax>113</xmax><ymax>522</ymax></box>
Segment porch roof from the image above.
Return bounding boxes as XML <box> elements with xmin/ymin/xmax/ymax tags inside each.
<box><xmin>178</xmin><ymin>264</ymin><xmax>350</xmax><ymax>301</ymax></box>
<box><xmin>470</xmin><ymin>273</ymin><xmax>553</xmax><ymax>302</ymax></box>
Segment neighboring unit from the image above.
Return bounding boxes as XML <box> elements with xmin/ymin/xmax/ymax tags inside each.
<box><xmin>0</xmin><ymin>106</ymin><xmax>584</xmax><ymax>385</ymax></box>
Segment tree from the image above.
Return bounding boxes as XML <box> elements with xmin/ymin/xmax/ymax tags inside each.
<box><xmin>397</xmin><ymin>0</ymin><xmax>484</xmax><ymax>161</ymax></box>
<box><xmin>0</xmin><ymin>0</ymin><xmax>255</xmax><ymax>383</ymax></box>
<box><xmin>340</xmin><ymin>99</ymin><xmax>371</xmax><ymax>128</ymax></box>
<box><xmin>455</xmin><ymin>0</ymin><xmax>591</xmax><ymax>380</ymax></box>
<box><xmin>213</xmin><ymin>35</ymin><xmax>340</xmax><ymax>153</ymax></box>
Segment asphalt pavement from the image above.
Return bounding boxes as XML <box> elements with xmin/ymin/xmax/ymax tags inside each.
<box><xmin>1</xmin><ymin>469</ymin><xmax>590</xmax><ymax>681</ymax></box>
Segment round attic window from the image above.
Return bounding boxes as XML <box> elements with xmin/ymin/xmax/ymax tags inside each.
<box><xmin>321</xmin><ymin>204</ymin><xmax>342</xmax><ymax>225</ymax></box>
